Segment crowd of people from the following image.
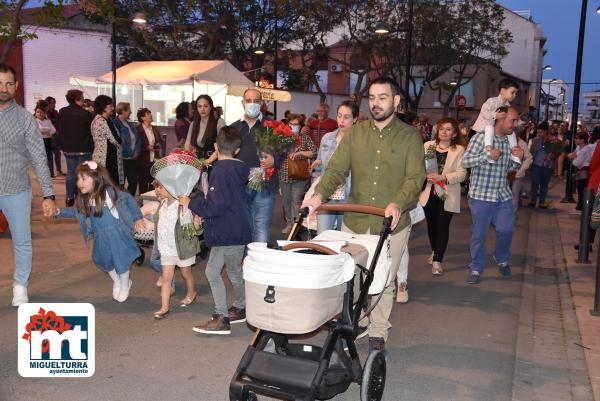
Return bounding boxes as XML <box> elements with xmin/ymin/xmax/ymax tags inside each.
<box><xmin>3</xmin><ymin>59</ymin><xmax>600</xmax><ymax>354</ymax></box>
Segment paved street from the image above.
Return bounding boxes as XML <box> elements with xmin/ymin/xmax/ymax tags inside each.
<box><xmin>0</xmin><ymin>175</ymin><xmax>591</xmax><ymax>401</ymax></box>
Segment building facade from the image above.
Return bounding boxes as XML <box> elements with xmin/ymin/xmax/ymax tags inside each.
<box><xmin>582</xmin><ymin>90</ymin><xmax>600</xmax><ymax>130</ymax></box>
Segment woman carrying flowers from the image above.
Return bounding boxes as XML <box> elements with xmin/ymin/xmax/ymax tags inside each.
<box><xmin>529</xmin><ymin>121</ymin><xmax>560</xmax><ymax>208</ymax></box>
<box><xmin>419</xmin><ymin>118</ymin><xmax>466</xmax><ymax>275</ymax></box>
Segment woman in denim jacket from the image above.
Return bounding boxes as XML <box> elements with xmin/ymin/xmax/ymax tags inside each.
<box><xmin>309</xmin><ymin>101</ymin><xmax>358</xmax><ymax>234</ymax></box>
<box><xmin>112</xmin><ymin>102</ymin><xmax>142</xmax><ymax>195</ymax></box>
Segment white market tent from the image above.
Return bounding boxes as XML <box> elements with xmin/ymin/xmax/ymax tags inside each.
<box><xmin>70</xmin><ymin>60</ymin><xmax>291</xmax><ymax>126</ymax></box>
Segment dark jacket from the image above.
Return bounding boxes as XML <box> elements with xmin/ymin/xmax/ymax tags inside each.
<box><xmin>230</xmin><ymin>117</ymin><xmax>284</xmax><ymax>193</ymax></box>
<box><xmin>57</xmin><ymin>104</ymin><xmax>94</xmax><ymax>153</ymax></box>
<box><xmin>188</xmin><ymin>159</ymin><xmax>251</xmax><ymax>247</ymax></box>
<box><xmin>137</xmin><ymin>124</ymin><xmax>162</xmax><ymax>166</ymax></box>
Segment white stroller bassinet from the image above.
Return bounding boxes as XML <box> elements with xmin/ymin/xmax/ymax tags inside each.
<box><xmin>243</xmin><ymin>242</ymin><xmax>366</xmax><ymax>335</ymax></box>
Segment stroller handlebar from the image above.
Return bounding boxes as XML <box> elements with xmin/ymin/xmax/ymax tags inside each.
<box><xmin>281</xmin><ymin>242</ymin><xmax>339</xmax><ymax>255</ymax></box>
<box><xmin>307</xmin><ymin>204</ymin><xmax>386</xmax><ymax>217</ymax></box>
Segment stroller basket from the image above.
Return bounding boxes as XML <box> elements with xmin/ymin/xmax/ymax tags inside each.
<box><xmin>244</xmin><ymin>242</ymin><xmax>356</xmax><ymax>334</ymax></box>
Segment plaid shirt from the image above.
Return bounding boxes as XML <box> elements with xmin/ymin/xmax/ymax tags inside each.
<box><xmin>463</xmin><ymin>131</ymin><xmax>519</xmax><ymax>202</ymax></box>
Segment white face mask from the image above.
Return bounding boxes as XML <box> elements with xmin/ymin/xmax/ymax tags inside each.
<box><xmin>244</xmin><ymin>103</ymin><xmax>261</xmax><ymax>119</ymax></box>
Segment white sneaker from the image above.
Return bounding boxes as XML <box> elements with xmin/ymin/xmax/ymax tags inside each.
<box><xmin>117</xmin><ymin>280</ymin><xmax>132</xmax><ymax>303</ymax></box>
<box><xmin>428</xmin><ymin>252</ymin><xmax>434</xmax><ymax>264</ymax></box>
<box><xmin>12</xmin><ymin>285</ymin><xmax>29</xmax><ymax>307</ymax></box>
<box><xmin>432</xmin><ymin>262</ymin><xmax>444</xmax><ymax>276</ymax></box>
<box><xmin>396</xmin><ymin>282</ymin><xmax>409</xmax><ymax>303</ymax></box>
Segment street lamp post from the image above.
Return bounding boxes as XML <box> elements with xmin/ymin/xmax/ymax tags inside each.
<box><xmin>110</xmin><ymin>4</ymin><xmax>146</xmax><ymax>110</ymax></box>
<box><xmin>545</xmin><ymin>78</ymin><xmax>557</xmax><ymax>121</ymax></box>
<box><xmin>562</xmin><ymin>0</ymin><xmax>589</xmax><ymax>204</ymax></box>
<box><xmin>374</xmin><ymin>0</ymin><xmax>413</xmax><ymax>110</ymax></box>
<box><xmin>537</xmin><ymin>65</ymin><xmax>552</xmax><ymax>122</ymax></box>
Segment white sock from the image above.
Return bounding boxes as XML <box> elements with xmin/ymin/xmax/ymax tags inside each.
<box><xmin>108</xmin><ymin>270</ymin><xmax>119</xmax><ymax>282</ymax></box>
<box><xmin>119</xmin><ymin>270</ymin><xmax>130</xmax><ymax>284</ymax></box>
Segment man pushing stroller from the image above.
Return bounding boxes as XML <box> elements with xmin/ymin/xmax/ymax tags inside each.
<box><xmin>303</xmin><ymin>77</ymin><xmax>425</xmax><ymax>353</ymax></box>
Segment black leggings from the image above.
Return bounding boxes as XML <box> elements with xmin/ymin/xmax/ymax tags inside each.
<box><xmin>423</xmin><ymin>190</ymin><xmax>454</xmax><ymax>262</ymax></box>
<box><xmin>43</xmin><ymin>138</ymin><xmax>54</xmax><ymax>176</ymax></box>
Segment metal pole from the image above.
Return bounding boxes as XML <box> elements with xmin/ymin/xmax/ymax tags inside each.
<box><xmin>536</xmin><ymin>71</ymin><xmax>544</xmax><ymax>122</ymax></box>
<box><xmin>592</xmin><ymin>232</ymin><xmax>600</xmax><ymax>316</ymax></box>
<box><xmin>545</xmin><ymin>81</ymin><xmax>550</xmax><ymax>121</ymax></box>
<box><xmin>272</xmin><ymin>0</ymin><xmax>278</xmax><ymax>118</ymax></box>
<box><xmin>111</xmin><ymin>0</ymin><xmax>117</xmax><ymax>109</ymax></box>
<box><xmin>578</xmin><ymin>188</ymin><xmax>593</xmax><ymax>263</ymax></box>
<box><xmin>562</xmin><ymin>0</ymin><xmax>587</xmax><ymax>204</ymax></box>
<box><xmin>404</xmin><ymin>0</ymin><xmax>414</xmax><ymax>111</ymax></box>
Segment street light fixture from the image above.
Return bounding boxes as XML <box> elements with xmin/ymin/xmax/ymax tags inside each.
<box><xmin>254</xmin><ymin>48</ymin><xmax>265</xmax><ymax>55</ymax></box>
<box><xmin>543</xmin><ymin>64</ymin><xmax>552</xmax><ymax>70</ymax></box>
<box><xmin>596</xmin><ymin>5</ymin><xmax>600</xmax><ymax>14</ymax></box>
<box><xmin>374</xmin><ymin>22</ymin><xmax>391</xmax><ymax>35</ymax></box>
<box><xmin>132</xmin><ymin>12</ymin><xmax>147</xmax><ymax>24</ymax></box>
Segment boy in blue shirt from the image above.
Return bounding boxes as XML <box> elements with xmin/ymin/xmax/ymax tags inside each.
<box><xmin>180</xmin><ymin>126</ymin><xmax>251</xmax><ymax>335</ymax></box>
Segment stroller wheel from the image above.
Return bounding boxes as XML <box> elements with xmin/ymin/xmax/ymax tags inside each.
<box><xmin>360</xmin><ymin>350</ymin><xmax>386</xmax><ymax>401</ymax></box>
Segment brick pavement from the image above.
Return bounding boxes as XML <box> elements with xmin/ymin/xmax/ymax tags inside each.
<box><xmin>512</xmin><ymin>179</ymin><xmax>596</xmax><ymax>401</ymax></box>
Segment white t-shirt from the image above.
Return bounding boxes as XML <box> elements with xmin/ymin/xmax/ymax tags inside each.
<box><xmin>157</xmin><ymin>200</ymin><xmax>179</xmax><ymax>257</ymax></box>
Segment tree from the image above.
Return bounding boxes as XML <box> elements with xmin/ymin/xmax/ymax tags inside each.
<box><xmin>0</xmin><ymin>0</ymin><xmax>66</xmax><ymax>63</ymax></box>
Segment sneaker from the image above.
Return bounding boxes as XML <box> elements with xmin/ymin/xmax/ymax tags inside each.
<box><xmin>432</xmin><ymin>261</ymin><xmax>443</xmax><ymax>275</ymax></box>
<box><xmin>368</xmin><ymin>337</ymin><xmax>385</xmax><ymax>353</ymax></box>
<box><xmin>467</xmin><ymin>270</ymin><xmax>481</xmax><ymax>284</ymax></box>
<box><xmin>281</xmin><ymin>224</ymin><xmax>292</xmax><ymax>234</ymax></box>
<box><xmin>12</xmin><ymin>285</ymin><xmax>29</xmax><ymax>307</ymax></box>
<box><xmin>228</xmin><ymin>307</ymin><xmax>246</xmax><ymax>324</ymax></box>
<box><xmin>396</xmin><ymin>282</ymin><xmax>408</xmax><ymax>303</ymax></box>
<box><xmin>192</xmin><ymin>314</ymin><xmax>231</xmax><ymax>335</ymax></box>
<box><xmin>498</xmin><ymin>263</ymin><xmax>512</xmax><ymax>278</ymax></box>
<box><xmin>428</xmin><ymin>252</ymin><xmax>434</xmax><ymax>264</ymax></box>
<box><xmin>116</xmin><ymin>280</ymin><xmax>132</xmax><ymax>302</ymax></box>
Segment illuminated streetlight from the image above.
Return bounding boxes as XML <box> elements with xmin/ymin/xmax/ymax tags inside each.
<box><xmin>542</xmin><ymin>64</ymin><xmax>552</xmax><ymax>70</ymax></box>
<box><xmin>374</xmin><ymin>22</ymin><xmax>391</xmax><ymax>35</ymax></box>
<box><xmin>132</xmin><ymin>12</ymin><xmax>147</xmax><ymax>24</ymax></box>
<box><xmin>254</xmin><ymin>48</ymin><xmax>265</xmax><ymax>55</ymax></box>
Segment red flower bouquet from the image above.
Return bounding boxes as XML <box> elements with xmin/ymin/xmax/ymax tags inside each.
<box><xmin>248</xmin><ymin>121</ymin><xmax>301</xmax><ymax>191</ymax></box>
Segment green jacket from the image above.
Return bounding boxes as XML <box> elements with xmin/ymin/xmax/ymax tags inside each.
<box><xmin>153</xmin><ymin>202</ymin><xmax>202</xmax><ymax>260</ymax></box>
<box><xmin>315</xmin><ymin>116</ymin><xmax>426</xmax><ymax>234</ymax></box>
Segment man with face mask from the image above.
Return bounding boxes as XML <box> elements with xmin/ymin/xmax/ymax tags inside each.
<box><xmin>302</xmin><ymin>77</ymin><xmax>426</xmax><ymax>354</ymax></box>
<box><xmin>230</xmin><ymin>88</ymin><xmax>282</xmax><ymax>243</ymax></box>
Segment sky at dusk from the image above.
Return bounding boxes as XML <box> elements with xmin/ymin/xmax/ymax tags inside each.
<box><xmin>497</xmin><ymin>0</ymin><xmax>600</xmax><ymax>111</ymax></box>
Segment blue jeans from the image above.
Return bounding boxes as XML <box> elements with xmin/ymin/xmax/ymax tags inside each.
<box><xmin>468</xmin><ymin>197</ymin><xmax>515</xmax><ymax>273</ymax></box>
<box><xmin>65</xmin><ymin>153</ymin><xmax>92</xmax><ymax>200</ymax></box>
<box><xmin>317</xmin><ymin>198</ymin><xmax>346</xmax><ymax>234</ymax></box>
<box><xmin>245</xmin><ymin>188</ymin><xmax>276</xmax><ymax>243</ymax></box>
<box><xmin>0</xmin><ymin>190</ymin><xmax>33</xmax><ymax>287</ymax></box>
<box><xmin>530</xmin><ymin>165</ymin><xmax>553</xmax><ymax>205</ymax></box>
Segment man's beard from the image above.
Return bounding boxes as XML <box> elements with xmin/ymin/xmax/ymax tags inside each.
<box><xmin>0</xmin><ymin>93</ymin><xmax>14</xmax><ymax>104</ymax></box>
<box><xmin>370</xmin><ymin>106</ymin><xmax>394</xmax><ymax>122</ymax></box>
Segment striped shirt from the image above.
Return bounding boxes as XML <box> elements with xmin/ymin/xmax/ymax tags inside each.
<box><xmin>0</xmin><ymin>101</ymin><xmax>54</xmax><ymax>197</ymax></box>
<box><xmin>463</xmin><ymin>131</ymin><xmax>519</xmax><ymax>202</ymax></box>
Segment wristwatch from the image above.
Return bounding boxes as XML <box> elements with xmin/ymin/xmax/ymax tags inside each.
<box><xmin>43</xmin><ymin>195</ymin><xmax>56</xmax><ymax>201</ymax></box>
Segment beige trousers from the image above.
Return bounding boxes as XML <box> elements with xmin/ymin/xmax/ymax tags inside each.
<box><xmin>342</xmin><ymin>224</ymin><xmax>411</xmax><ymax>341</ymax></box>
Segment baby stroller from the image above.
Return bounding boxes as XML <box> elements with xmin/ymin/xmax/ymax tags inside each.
<box><xmin>230</xmin><ymin>204</ymin><xmax>392</xmax><ymax>401</ymax></box>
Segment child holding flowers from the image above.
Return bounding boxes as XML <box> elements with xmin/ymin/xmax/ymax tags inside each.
<box><xmin>150</xmin><ymin>149</ymin><xmax>204</xmax><ymax>319</ymax></box>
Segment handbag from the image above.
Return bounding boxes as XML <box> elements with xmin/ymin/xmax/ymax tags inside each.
<box><xmin>591</xmin><ymin>185</ymin><xmax>600</xmax><ymax>230</ymax></box>
<box><xmin>287</xmin><ymin>154</ymin><xmax>310</xmax><ymax>181</ymax></box>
